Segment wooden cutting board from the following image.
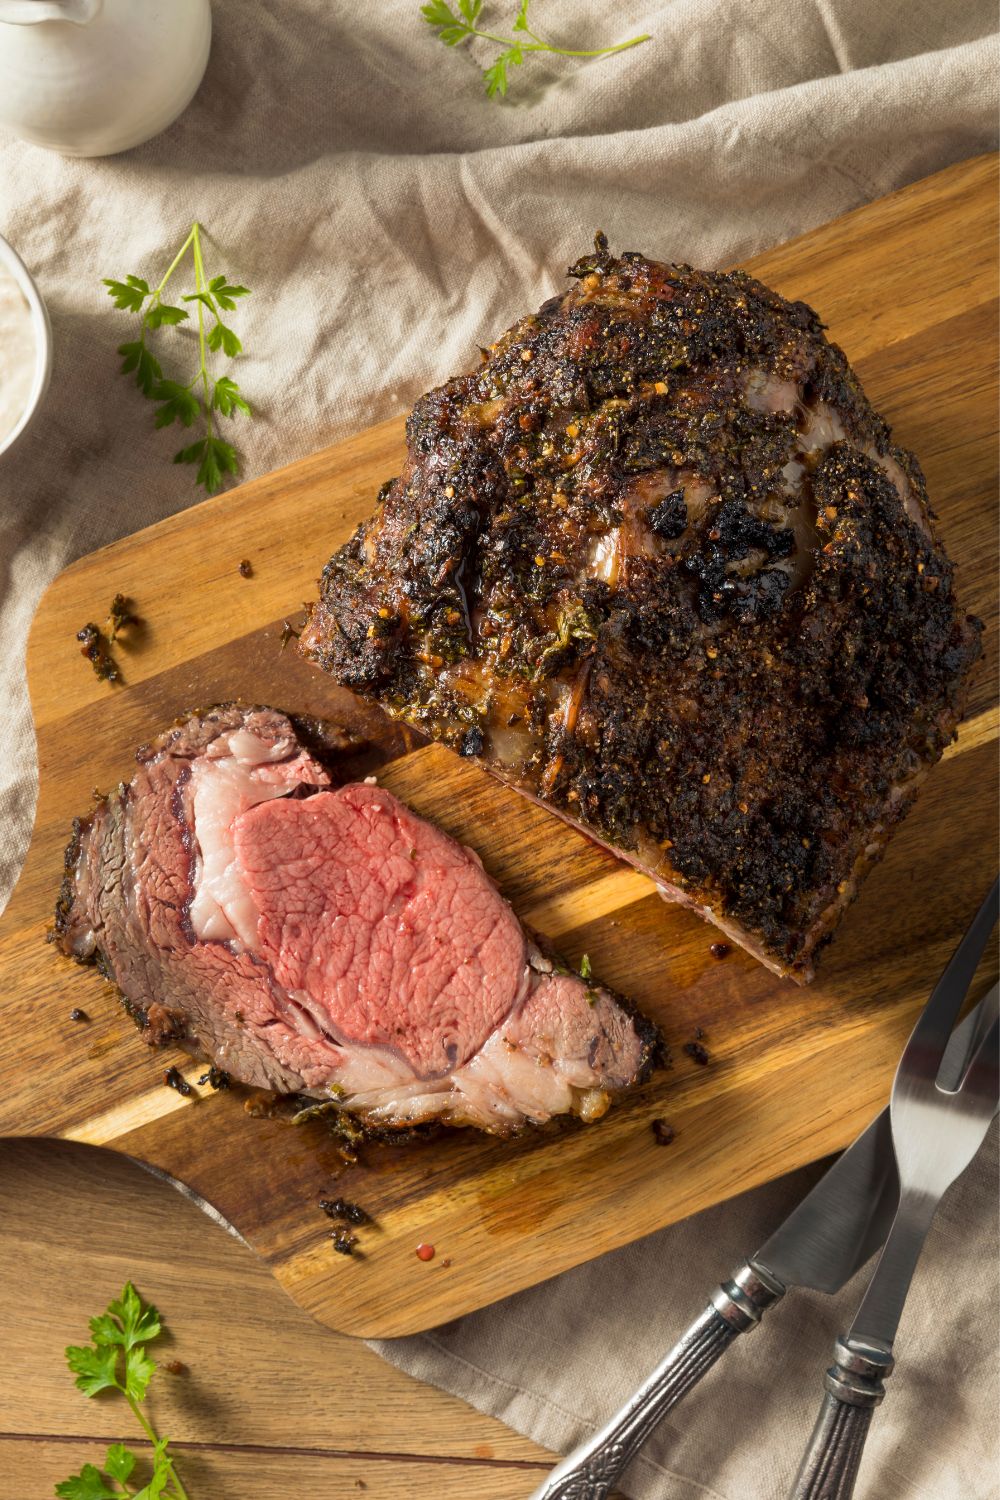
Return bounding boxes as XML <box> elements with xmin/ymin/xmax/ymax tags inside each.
<box><xmin>1</xmin><ymin>155</ymin><xmax>996</xmax><ymax>1339</ymax></box>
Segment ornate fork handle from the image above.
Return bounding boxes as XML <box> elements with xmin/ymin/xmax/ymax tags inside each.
<box><xmin>529</xmin><ymin>1262</ymin><xmax>785</xmax><ymax>1500</ymax></box>
<box><xmin>789</xmin><ymin>1337</ymin><xmax>894</xmax><ymax>1500</ymax></box>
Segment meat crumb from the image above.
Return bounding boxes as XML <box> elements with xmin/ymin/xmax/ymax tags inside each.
<box><xmin>238</xmin><ymin>558</ymin><xmax>253</xmax><ymax>578</ymax></box>
<box><xmin>709</xmin><ymin>942</ymin><xmax>731</xmax><ymax>959</ymax></box>
<box><xmin>107</xmin><ymin>593</ymin><xmax>137</xmax><ymax>639</ymax></box>
<box><xmin>164</xmin><ymin>1359</ymin><xmax>188</xmax><ymax>1376</ymax></box>
<box><xmin>683</xmin><ymin>1041</ymin><xmax>710</xmax><ymax>1066</ymax></box>
<box><xmin>69</xmin><ymin>1008</ymin><xmax>89</xmax><ymax>1023</ymax></box>
<box><xmin>319</xmin><ymin>1196</ymin><xmax>370</xmax><ymax>1226</ymax></box>
<box><xmin>76</xmin><ymin>623</ymin><xmax>120</xmax><ymax>683</ymax></box>
<box><xmin>197</xmin><ymin>1066</ymin><xmax>232</xmax><ymax>1090</ymax></box>
<box><xmin>651</xmin><ymin>1119</ymin><xmax>676</xmax><ymax>1145</ymax></box>
<box><xmin>163</xmin><ymin>1065</ymin><xmax>193</xmax><ymax>1095</ymax></box>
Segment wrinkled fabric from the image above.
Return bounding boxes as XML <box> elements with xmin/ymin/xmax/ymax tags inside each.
<box><xmin>0</xmin><ymin>2</ymin><xmax>996</xmax><ymax>1496</ymax></box>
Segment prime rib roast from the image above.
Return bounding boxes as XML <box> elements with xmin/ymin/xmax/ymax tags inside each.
<box><xmin>301</xmin><ymin>236</ymin><xmax>981</xmax><ymax>980</ymax></box>
<box><xmin>55</xmin><ymin>705</ymin><xmax>655</xmax><ymax>1133</ymax></box>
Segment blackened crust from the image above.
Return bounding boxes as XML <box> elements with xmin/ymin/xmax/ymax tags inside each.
<box><xmin>300</xmin><ymin>241</ymin><xmax>981</xmax><ymax>977</ymax></box>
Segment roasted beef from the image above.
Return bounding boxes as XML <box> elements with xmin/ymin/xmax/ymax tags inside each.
<box><xmin>55</xmin><ymin>706</ymin><xmax>655</xmax><ymax>1132</ymax></box>
<box><xmin>301</xmin><ymin>238</ymin><xmax>981</xmax><ymax>980</ymax></box>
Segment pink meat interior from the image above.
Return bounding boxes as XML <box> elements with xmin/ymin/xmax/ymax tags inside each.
<box><xmin>233</xmin><ymin>785</ymin><xmax>524</xmax><ymax>1077</ymax></box>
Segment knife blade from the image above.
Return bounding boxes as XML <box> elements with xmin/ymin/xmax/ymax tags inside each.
<box><xmin>753</xmin><ymin>993</ymin><xmax>987</xmax><ymax>1296</ymax></box>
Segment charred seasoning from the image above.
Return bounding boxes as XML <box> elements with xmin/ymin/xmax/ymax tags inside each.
<box><xmin>107</xmin><ymin>593</ymin><xmax>137</xmax><ymax>639</ymax></box>
<box><xmin>197</xmin><ymin>1066</ymin><xmax>231</xmax><ymax>1089</ymax></box>
<box><xmin>683</xmin><ymin>1041</ymin><xmax>710</xmax><ymax>1066</ymax></box>
<box><xmin>77</xmin><ymin>623</ymin><xmax>119</xmax><ymax>682</ymax></box>
<box><xmin>163</xmin><ymin>1065</ymin><xmax>193</xmax><ymax>1095</ymax></box>
<box><xmin>651</xmin><ymin>1119</ymin><xmax>676</xmax><ymax>1145</ymax></box>
<box><xmin>319</xmin><ymin>1197</ymin><xmax>370</xmax><ymax>1226</ymax></box>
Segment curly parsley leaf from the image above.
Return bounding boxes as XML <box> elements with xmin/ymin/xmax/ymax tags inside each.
<box><xmin>421</xmin><ymin>0</ymin><xmax>649</xmax><ymax>98</ymax></box>
<box><xmin>104</xmin><ymin>223</ymin><xmax>252</xmax><ymax>496</ymax></box>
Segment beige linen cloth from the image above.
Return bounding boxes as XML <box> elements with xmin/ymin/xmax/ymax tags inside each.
<box><xmin>1</xmin><ymin>2</ymin><xmax>997</xmax><ymax>1496</ymax></box>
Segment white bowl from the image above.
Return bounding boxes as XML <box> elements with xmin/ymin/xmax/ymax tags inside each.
<box><xmin>0</xmin><ymin>234</ymin><xmax>53</xmax><ymax>459</ymax></box>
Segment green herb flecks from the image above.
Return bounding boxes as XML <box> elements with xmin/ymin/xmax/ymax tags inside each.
<box><xmin>534</xmin><ymin>600</ymin><xmax>598</xmax><ymax>679</ymax></box>
<box><xmin>420</xmin><ymin>0</ymin><xmax>649</xmax><ymax>99</ymax></box>
<box><xmin>103</xmin><ymin>223</ymin><xmax>251</xmax><ymax>495</ymax></box>
<box><xmin>59</xmin><ymin>1282</ymin><xmax>190</xmax><ymax>1500</ymax></box>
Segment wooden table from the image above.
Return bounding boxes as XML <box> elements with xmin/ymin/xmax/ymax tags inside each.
<box><xmin>0</xmin><ymin>1138</ymin><xmax>554</xmax><ymax>1497</ymax></box>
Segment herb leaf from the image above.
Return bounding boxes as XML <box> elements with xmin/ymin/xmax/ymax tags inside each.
<box><xmin>65</xmin><ymin>1342</ymin><xmax>120</xmax><ymax>1397</ymax></box>
<box><xmin>421</xmin><ymin>0</ymin><xmax>461</xmax><ymax>28</ymax></box>
<box><xmin>144</xmin><ymin>302</ymin><xmax>189</xmax><ymax>330</ymax></box>
<box><xmin>152</xmin><ymin>379</ymin><xmax>201</xmax><ymax>430</ymax></box>
<box><xmin>483</xmin><ymin>50</ymin><xmax>512</xmax><ymax>96</ymax></box>
<box><xmin>124</xmin><ymin>1343</ymin><xmax>157</xmax><ymax>1402</ymax></box>
<box><xmin>212</xmin><ymin>375</ymin><xmax>251</xmax><ymax>418</ymax></box>
<box><xmin>106</xmin><ymin>1281</ymin><xmax>162</xmax><ymax>1348</ymax></box>
<box><xmin>117</xmin><ymin>340</ymin><xmax>163</xmax><ymax>397</ymax></box>
<box><xmin>206</xmin><ymin>320</ymin><xmax>242</xmax><ymax>358</ymax></box>
<box><xmin>103</xmin><ymin>277</ymin><xmax>148</xmax><ymax>313</ymax></box>
<box><xmin>105</xmin><ymin>222</ymin><xmax>253</xmax><ymax>496</ymax></box>
<box><xmin>59</xmin><ymin>1286</ymin><xmax>191</xmax><ymax>1500</ymax></box>
<box><xmin>420</xmin><ymin>0</ymin><xmax>650</xmax><ymax>99</ymax></box>
<box><xmin>208</xmin><ymin>274</ymin><xmax>251</xmax><ymax>310</ymax></box>
<box><xmin>54</xmin><ymin>1464</ymin><xmax>119</xmax><ymax>1500</ymax></box>
<box><xmin>104</xmin><ymin>1445</ymin><xmax>136</xmax><ymax>1482</ymax></box>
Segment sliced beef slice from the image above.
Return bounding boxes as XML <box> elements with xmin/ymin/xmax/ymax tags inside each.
<box><xmin>55</xmin><ymin>705</ymin><xmax>655</xmax><ymax>1134</ymax></box>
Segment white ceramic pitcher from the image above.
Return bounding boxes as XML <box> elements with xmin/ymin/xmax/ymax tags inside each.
<box><xmin>0</xmin><ymin>0</ymin><xmax>212</xmax><ymax>156</ymax></box>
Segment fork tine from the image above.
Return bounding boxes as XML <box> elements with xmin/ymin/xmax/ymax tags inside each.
<box><xmin>903</xmin><ymin>877</ymin><xmax>999</xmax><ymax>1068</ymax></box>
<box><xmin>938</xmin><ymin>982</ymin><xmax>999</xmax><ymax>1092</ymax></box>
<box><xmin>945</xmin><ymin>1010</ymin><xmax>999</xmax><ymax>1104</ymax></box>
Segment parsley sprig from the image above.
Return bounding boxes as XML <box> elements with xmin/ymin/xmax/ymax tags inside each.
<box><xmin>420</xmin><ymin>0</ymin><xmax>649</xmax><ymax>98</ymax></box>
<box><xmin>58</xmin><ymin>1282</ymin><xmax>190</xmax><ymax>1500</ymax></box>
<box><xmin>103</xmin><ymin>222</ymin><xmax>251</xmax><ymax>496</ymax></box>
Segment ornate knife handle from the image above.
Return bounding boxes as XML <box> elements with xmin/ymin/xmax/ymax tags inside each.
<box><xmin>789</xmin><ymin>1336</ymin><xmax>894</xmax><ymax>1500</ymax></box>
<box><xmin>529</xmin><ymin>1261</ymin><xmax>785</xmax><ymax>1500</ymax></box>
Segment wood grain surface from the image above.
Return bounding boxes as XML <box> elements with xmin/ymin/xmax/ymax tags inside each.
<box><xmin>0</xmin><ymin>1138</ymin><xmax>554</xmax><ymax>1498</ymax></box>
<box><xmin>0</xmin><ymin>154</ymin><xmax>996</xmax><ymax>1340</ymax></box>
